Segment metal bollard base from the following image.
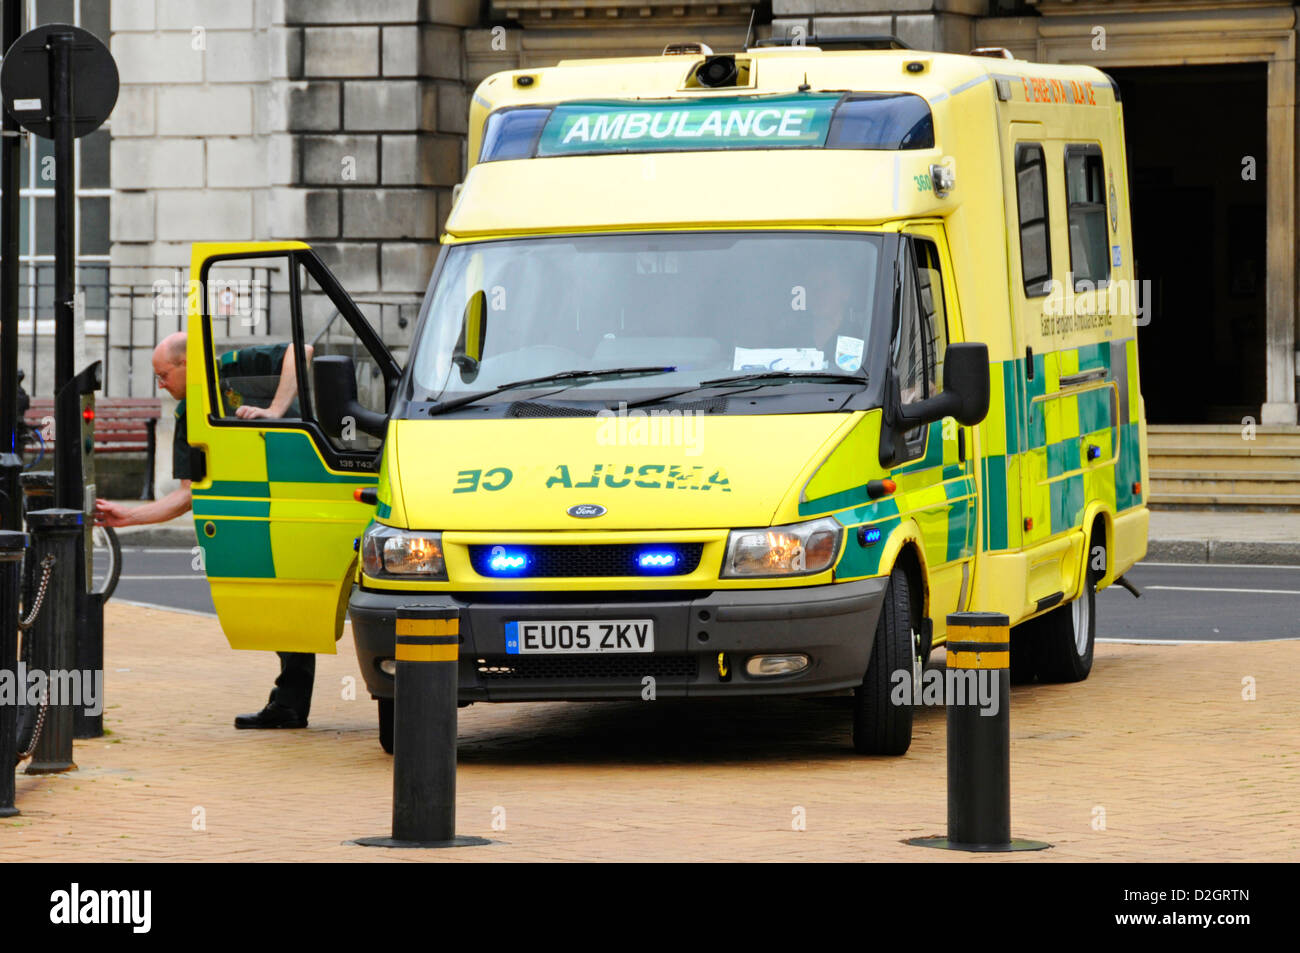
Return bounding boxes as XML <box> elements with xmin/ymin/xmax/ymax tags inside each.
<box><xmin>350</xmin><ymin>835</ymin><xmax>493</xmax><ymax>849</ymax></box>
<box><xmin>907</xmin><ymin>835</ymin><xmax>1051</xmax><ymax>852</ymax></box>
<box><xmin>25</xmin><ymin>759</ymin><xmax>76</xmax><ymax>775</ymax></box>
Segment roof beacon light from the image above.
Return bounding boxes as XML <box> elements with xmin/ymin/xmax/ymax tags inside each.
<box><xmin>696</xmin><ymin>54</ymin><xmax>739</xmax><ymax>88</ymax></box>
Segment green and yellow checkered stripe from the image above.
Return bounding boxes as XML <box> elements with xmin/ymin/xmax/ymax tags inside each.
<box><xmin>797</xmin><ymin>337</ymin><xmax>1142</xmax><ymax>577</ymax></box>
<box><xmin>979</xmin><ymin>338</ymin><xmax>1142</xmax><ymax>552</ymax></box>
<box><xmin>192</xmin><ymin>430</ymin><xmax>375</xmax><ymax>580</ymax></box>
<box><xmin>798</xmin><ymin>412</ymin><xmax>977</xmax><ymax>580</ymax></box>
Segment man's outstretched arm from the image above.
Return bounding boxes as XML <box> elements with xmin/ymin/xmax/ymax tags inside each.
<box><xmin>95</xmin><ymin>481</ymin><xmax>191</xmax><ymax>527</ymax></box>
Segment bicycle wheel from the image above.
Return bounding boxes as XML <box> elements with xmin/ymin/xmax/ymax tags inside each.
<box><xmin>91</xmin><ymin>524</ymin><xmax>122</xmax><ymax>601</ymax></box>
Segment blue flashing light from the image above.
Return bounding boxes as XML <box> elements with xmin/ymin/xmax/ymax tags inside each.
<box><xmin>487</xmin><ymin>549</ymin><xmax>529</xmax><ymax>574</ymax></box>
<box><xmin>860</xmin><ymin>527</ymin><xmax>882</xmax><ymax>546</ymax></box>
<box><xmin>638</xmin><ymin>550</ymin><xmax>680</xmax><ymax>572</ymax></box>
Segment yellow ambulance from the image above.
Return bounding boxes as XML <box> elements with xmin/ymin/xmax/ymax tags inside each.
<box><xmin>186</xmin><ymin>41</ymin><xmax>1148</xmax><ymax>756</ymax></box>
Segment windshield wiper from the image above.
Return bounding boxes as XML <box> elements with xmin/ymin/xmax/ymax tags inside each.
<box><xmin>624</xmin><ymin>370</ymin><xmax>867</xmax><ymax>409</ymax></box>
<box><xmin>699</xmin><ymin>370</ymin><xmax>867</xmax><ymax>388</ymax></box>
<box><xmin>426</xmin><ymin>366</ymin><xmax>677</xmax><ymax>415</ymax></box>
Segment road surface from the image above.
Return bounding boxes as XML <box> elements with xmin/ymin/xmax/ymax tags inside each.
<box><xmin>110</xmin><ymin>548</ymin><xmax>1300</xmax><ymax>642</ymax></box>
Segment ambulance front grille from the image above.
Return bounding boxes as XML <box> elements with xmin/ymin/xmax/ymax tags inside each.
<box><xmin>476</xmin><ymin>654</ymin><xmax>698</xmax><ymax>681</ymax></box>
<box><xmin>468</xmin><ymin>543</ymin><xmax>705</xmax><ymax>578</ymax></box>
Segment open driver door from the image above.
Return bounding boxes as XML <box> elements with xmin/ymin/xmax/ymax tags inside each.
<box><xmin>184</xmin><ymin>241</ymin><xmax>401</xmax><ymax>653</ymax></box>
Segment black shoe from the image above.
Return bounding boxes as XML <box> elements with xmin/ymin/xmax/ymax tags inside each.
<box><xmin>234</xmin><ymin>702</ymin><xmax>307</xmax><ymax>730</ymax></box>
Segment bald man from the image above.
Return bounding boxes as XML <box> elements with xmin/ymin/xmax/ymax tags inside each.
<box><xmin>95</xmin><ymin>333</ymin><xmax>302</xmax><ymax>526</ymax></box>
<box><xmin>95</xmin><ymin>332</ymin><xmax>317</xmax><ymax>731</ymax></box>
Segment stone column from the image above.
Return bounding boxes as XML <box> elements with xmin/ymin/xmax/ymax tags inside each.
<box><xmin>1262</xmin><ymin>51</ymin><xmax>1297</xmax><ymax>424</ymax></box>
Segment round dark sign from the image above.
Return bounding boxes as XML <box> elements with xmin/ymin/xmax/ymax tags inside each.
<box><xmin>0</xmin><ymin>23</ymin><xmax>118</xmax><ymax>139</ymax></box>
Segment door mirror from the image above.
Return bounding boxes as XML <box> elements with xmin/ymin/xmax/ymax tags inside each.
<box><xmin>897</xmin><ymin>342</ymin><xmax>990</xmax><ymax>428</ymax></box>
<box><xmin>313</xmin><ymin>355</ymin><xmax>388</xmax><ymax>439</ymax></box>
<box><xmin>453</xmin><ymin>290</ymin><xmax>488</xmax><ymax>382</ymax></box>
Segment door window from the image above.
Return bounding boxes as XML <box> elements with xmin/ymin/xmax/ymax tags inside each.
<box><xmin>913</xmin><ymin>238</ymin><xmax>949</xmax><ymax>397</ymax></box>
<box><xmin>892</xmin><ymin>237</ymin><xmax>952</xmax><ymax>457</ymax></box>
<box><xmin>200</xmin><ymin>250</ymin><xmax>399</xmax><ymax>465</ymax></box>
<box><xmin>1014</xmin><ymin>142</ymin><xmax>1053</xmax><ymax>297</ymax></box>
<box><xmin>295</xmin><ymin>259</ymin><xmax>392</xmax><ymax>454</ymax></box>
<box><xmin>203</xmin><ymin>256</ymin><xmax>302</xmax><ymax>421</ymax></box>
<box><xmin>893</xmin><ymin>250</ymin><xmax>926</xmax><ymax>408</ymax></box>
<box><xmin>1065</xmin><ymin>144</ymin><xmax>1110</xmax><ymax>289</ymax></box>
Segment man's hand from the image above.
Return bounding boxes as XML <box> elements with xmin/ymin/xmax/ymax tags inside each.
<box><xmin>234</xmin><ymin>404</ymin><xmax>275</xmax><ymax>420</ymax></box>
<box><xmin>94</xmin><ymin>484</ymin><xmax>191</xmax><ymax>527</ymax></box>
<box><xmin>95</xmin><ymin>498</ymin><xmax>133</xmax><ymax>528</ymax></box>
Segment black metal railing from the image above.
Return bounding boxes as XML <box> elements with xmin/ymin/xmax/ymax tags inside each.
<box><xmin>13</xmin><ymin>264</ymin><xmax>415</xmax><ymax>400</ymax></box>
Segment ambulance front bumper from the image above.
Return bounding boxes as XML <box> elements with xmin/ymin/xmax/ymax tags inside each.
<box><xmin>348</xmin><ymin>578</ymin><xmax>887</xmax><ymax>702</ymax></box>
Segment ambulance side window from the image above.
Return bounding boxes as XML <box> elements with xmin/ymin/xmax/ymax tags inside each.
<box><xmin>295</xmin><ymin>257</ymin><xmax>398</xmax><ymax>455</ymax></box>
<box><xmin>203</xmin><ymin>256</ymin><xmax>302</xmax><ymax>421</ymax></box>
<box><xmin>1065</xmin><ymin>144</ymin><xmax>1110</xmax><ymax>290</ymax></box>
<box><xmin>892</xmin><ymin>242</ymin><xmax>928</xmax><ymax>454</ymax></box>
<box><xmin>913</xmin><ymin>239</ymin><xmax>948</xmax><ymax>397</ymax></box>
<box><xmin>893</xmin><ymin>251</ymin><xmax>926</xmax><ymax>408</ymax></box>
<box><xmin>1014</xmin><ymin>143</ymin><xmax>1052</xmax><ymax>297</ymax></box>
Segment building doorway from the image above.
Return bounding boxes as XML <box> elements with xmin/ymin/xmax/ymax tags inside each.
<box><xmin>1108</xmin><ymin>64</ymin><xmax>1268</xmax><ymax>424</ymax></box>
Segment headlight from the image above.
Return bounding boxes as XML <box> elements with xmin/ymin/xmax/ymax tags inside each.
<box><xmin>361</xmin><ymin>523</ymin><xmax>446</xmax><ymax>579</ymax></box>
<box><xmin>722</xmin><ymin>517</ymin><xmax>843</xmax><ymax>578</ymax></box>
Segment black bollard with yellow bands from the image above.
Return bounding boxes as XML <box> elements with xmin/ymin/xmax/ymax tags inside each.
<box><xmin>354</xmin><ymin>605</ymin><xmax>489</xmax><ymax>849</ymax></box>
<box><xmin>909</xmin><ymin>611</ymin><xmax>1049</xmax><ymax>852</ymax></box>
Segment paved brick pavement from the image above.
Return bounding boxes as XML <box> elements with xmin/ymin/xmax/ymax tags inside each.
<box><xmin>2</xmin><ymin>603</ymin><xmax>1297</xmax><ymax>862</ymax></box>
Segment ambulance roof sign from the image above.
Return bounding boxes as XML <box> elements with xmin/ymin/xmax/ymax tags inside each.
<box><xmin>480</xmin><ymin>92</ymin><xmax>935</xmax><ymax>162</ymax></box>
<box><xmin>537</xmin><ymin>93</ymin><xmax>843</xmax><ymax>156</ymax></box>
<box><xmin>0</xmin><ymin>24</ymin><xmax>118</xmax><ymax>139</ymax></box>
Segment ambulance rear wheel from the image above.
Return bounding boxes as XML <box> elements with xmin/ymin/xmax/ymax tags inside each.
<box><xmin>1032</xmin><ymin>563</ymin><xmax>1098</xmax><ymax>683</ymax></box>
<box><xmin>852</xmin><ymin>566</ymin><xmax>914</xmax><ymax>756</ymax></box>
<box><xmin>378</xmin><ymin>697</ymin><xmax>394</xmax><ymax>755</ymax></box>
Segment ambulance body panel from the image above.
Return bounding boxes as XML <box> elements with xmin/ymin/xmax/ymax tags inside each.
<box><xmin>187</xmin><ymin>46</ymin><xmax>1148</xmax><ymax>753</ymax></box>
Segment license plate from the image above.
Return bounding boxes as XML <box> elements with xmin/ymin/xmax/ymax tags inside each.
<box><xmin>505</xmin><ymin>619</ymin><xmax>655</xmax><ymax>654</ymax></box>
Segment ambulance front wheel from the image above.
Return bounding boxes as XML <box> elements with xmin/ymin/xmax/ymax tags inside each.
<box><xmin>1008</xmin><ymin>624</ymin><xmax>1037</xmax><ymax>684</ymax></box>
<box><xmin>1032</xmin><ymin>560</ymin><xmax>1098</xmax><ymax>683</ymax></box>
<box><xmin>852</xmin><ymin>566</ymin><xmax>914</xmax><ymax>756</ymax></box>
<box><xmin>378</xmin><ymin>697</ymin><xmax>394</xmax><ymax>755</ymax></box>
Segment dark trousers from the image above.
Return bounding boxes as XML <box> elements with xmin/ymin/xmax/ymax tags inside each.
<box><xmin>270</xmin><ymin>652</ymin><xmax>315</xmax><ymax>719</ymax></box>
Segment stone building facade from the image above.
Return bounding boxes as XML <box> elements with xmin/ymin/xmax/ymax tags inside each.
<box><xmin>108</xmin><ymin>1</ymin><xmax>475</xmax><ymax>381</ymax></box>
<box><xmin>98</xmin><ymin>0</ymin><xmax>1300</xmax><ymax>429</ymax></box>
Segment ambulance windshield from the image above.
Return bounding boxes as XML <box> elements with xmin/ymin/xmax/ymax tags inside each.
<box><xmin>410</xmin><ymin>231</ymin><xmax>884</xmax><ymax>406</ymax></box>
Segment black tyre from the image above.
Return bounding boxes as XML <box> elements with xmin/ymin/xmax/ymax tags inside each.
<box><xmin>1009</xmin><ymin>623</ymin><xmax>1037</xmax><ymax>684</ymax></box>
<box><xmin>377</xmin><ymin>697</ymin><xmax>394</xmax><ymax>755</ymax></box>
<box><xmin>1031</xmin><ymin>558</ymin><xmax>1098</xmax><ymax>683</ymax></box>
<box><xmin>852</xmin><ymin>566</ymin><xmax>915</xmax><ymax>756</ymax></box>
<box><xmin>918</xmin><ymin>619</ymin><xmax>933</xmax><ymax>667</ymax></box>
<box><xmin>91</xmin><ymin>525</ymin><xmax>122</xmax><ymax>601</ymax></box>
